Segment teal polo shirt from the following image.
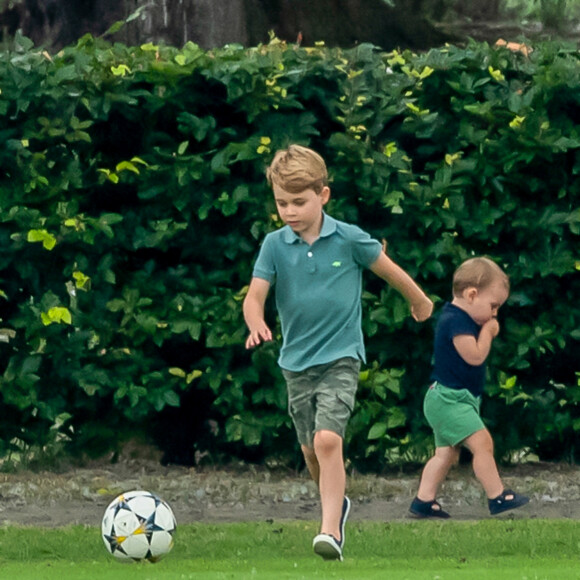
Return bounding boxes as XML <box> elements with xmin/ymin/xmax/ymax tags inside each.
<box><xmin>252</xmin><ymin>213</ymin><xmax>382</xmax><ymax>371</ymax></box>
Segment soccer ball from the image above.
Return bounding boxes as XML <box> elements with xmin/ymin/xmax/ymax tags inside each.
<box><xmin>101</xmin><ymin>490</ymin><xmax>177</xmax><ymax>562</ymax></box>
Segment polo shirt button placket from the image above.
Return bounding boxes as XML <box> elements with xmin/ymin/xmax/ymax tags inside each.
<box><xmin>306</xmin><ymin>250</ymin><xmax>316</xmax><ymax>274</ymax></box>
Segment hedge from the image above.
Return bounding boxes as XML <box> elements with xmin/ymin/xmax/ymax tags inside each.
<box><xmin>0</xmin><ymin>32</ymin><xmax>579</xmax><ymax>469</ymax></box>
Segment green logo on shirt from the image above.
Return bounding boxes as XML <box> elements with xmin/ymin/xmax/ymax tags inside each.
<box><xmin>332</xmin><ymin>261</ymin><xmax>342</xmax><ymax>267</ymax></box>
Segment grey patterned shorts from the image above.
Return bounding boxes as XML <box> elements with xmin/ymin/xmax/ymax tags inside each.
<box><xmin>281</xmin><ymin>357</ymin><xmax>361</xmax><ymax>448</ymax></box>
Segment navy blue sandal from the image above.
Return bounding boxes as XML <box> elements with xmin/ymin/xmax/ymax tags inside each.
<box><xmin>489</xmin><ymin>489</ymin><xmax>529</xmax><ymax>515</ymax></box>
<box><xmin>409</xmin><ymin>497</ymin><xmax>450</xmax><ymax>519</ymax></box>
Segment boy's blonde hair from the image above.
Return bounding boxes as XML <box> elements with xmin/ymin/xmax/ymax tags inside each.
<box><xmin>452</xmin><ymin>257</ymin><xmax>509</xmax><ymax>297</ymax></box>
<box><xmin>266</xmin><ymin>145</ymin><xmax>328</xmax><ymax>194</ymax></box>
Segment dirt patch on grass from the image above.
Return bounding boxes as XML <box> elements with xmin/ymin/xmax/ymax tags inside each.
<box><xmin>1</xmin><ymin>446</ymin><xmax>579</xmax><ymax>528</ymax></box>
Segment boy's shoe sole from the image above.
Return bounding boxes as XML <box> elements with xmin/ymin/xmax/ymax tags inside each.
<box><xmin>313</xmin><ymin>533</ymin><xmax>342</xmax><ymax>561</ymax></box>
<box><xmin>489</xmin><ymin>490</ymin><xmax>530</xmax><ymax>515</ymax></box>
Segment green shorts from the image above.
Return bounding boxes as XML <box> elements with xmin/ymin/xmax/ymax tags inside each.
<box><xmin>423</xmin><ymin>381</ymin><xmax>485</xmax><ymax>448</ymax></box>
<box><xmin>281</xmin><ymin>357</ymin><xmax>360</xmax><ymax>448</ymax></box>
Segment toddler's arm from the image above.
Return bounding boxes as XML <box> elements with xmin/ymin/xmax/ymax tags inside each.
<box><xmin>243</xmin><ymin>277</ymin><xmax>273</xmax><ymax>348</ymax></box>
<box><xmin>369</xmin><ymin>252</ymin><xmax>433</xmax><ymax>322</ymax></box>
<box><xmin>453</xmin><ymin>318</ymin><xmax>499</xmax><ymax>366</ymax></box>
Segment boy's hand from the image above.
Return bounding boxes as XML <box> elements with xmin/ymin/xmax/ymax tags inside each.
<box><xmin>245</xmin><ymin>324</ymin><xmax>273</xmax><ymax>349</ymax></box>
<box><xmin>411</xmin><ymin>296</ymin><xmax>434</xmax><ymax>322</ymax></box>
<box><xmin>482</xmin><ymin>318</ymin><xmax>500</xmax><ymax>338</ymax></box>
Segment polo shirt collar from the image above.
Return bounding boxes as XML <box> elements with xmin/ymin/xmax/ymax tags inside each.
<box><xmin>282</xmin><ymin>212</ymin><xmax>337</xmax><ymax>244</ymax></box>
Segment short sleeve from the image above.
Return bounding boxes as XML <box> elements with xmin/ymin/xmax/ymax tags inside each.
<box><xmin>252</xmin><ymin>234</ymin><xmax>276</xmax><ymax>283</ymax></box>
<box><xmin>349</xmin><ymin>225</ymin><xmax>382</xmax><ymax>268</ymax></box>
<box><xmin>449</xmin><ymin>314</ymin><xmax>479</xmax><ymax>338</ymax></box>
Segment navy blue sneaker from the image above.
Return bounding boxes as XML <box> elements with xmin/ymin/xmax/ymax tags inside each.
<box><xmin>313</xmin><ymin>533</ymin><xmax>342</xmax><ymax>561</ymax></box>
<box><xmin>313</xmin><ymin>496</ymin><xmax>351</xmax><ymax>561</ymax></box>
<box><xmin>489</xmin><ymin>489</ymin><xmax>529</xmax><ymax>515</ymax></box>
<box><xmin>339</xmin><ymin>496</ymin><xmax>351</xmax><ymax>546</ymax></box>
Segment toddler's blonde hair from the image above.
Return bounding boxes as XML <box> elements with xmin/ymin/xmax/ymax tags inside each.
<box><xmin>452</xmin><ymin>257</ymin><xmax>509</xmax><ymax>297</ymax></box>
<box><xmin>266</xmin><ymin>145</ymin><xmax>328</xmax><ymax>194</ymax></box>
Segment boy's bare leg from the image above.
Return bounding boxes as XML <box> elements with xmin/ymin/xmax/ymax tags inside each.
<box><xmin>416</xmin><ymin>445</ymin><xmax>459</xmax><ymax>501</ymax></box>
<box><xmin>463</xmin><ymin>428</ymin><xmax>504</xmax><ymax>499</ymax></box>
<box><xmin>312</xmin><ymin>429</ymin><xmax>345</xmax><ymax>541</ymax></box>
<box><xmin>301</xmin><ymin>444</ymin><xmax>320</xmax><ymax>485</ymax></box>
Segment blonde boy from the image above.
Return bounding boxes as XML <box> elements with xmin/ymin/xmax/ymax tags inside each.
<box><xmin>410</xmin><ymin>257</ymin><xmax>529</xmax><ymax>518</ymax></box>
<box><xmin>243</xmin><ymin>144</ymin><xmax>433</xmax><ymax>560</ymax></box>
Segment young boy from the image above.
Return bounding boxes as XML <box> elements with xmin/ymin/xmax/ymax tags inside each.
<box><xmin>243</xmin><ymin>144</ymin><xmax>433</xmax><ymax>561</ymax></box>
<box><xmin>409</xmin><ymin>257</ymin><xmax>529</xmax><ymax>519</ymax></box>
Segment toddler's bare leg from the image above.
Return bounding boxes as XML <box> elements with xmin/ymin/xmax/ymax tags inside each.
<box><xmin>463</xmin><ymin>428</ymin><xmax>503</xmax><ymax>499</ymax></box>
<box><xmin>417</xmin><ymin>445</ymin><xmax>460</xmax><ymax>501</ymax></box>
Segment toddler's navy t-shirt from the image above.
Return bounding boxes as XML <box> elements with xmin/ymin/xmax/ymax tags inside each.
<box><xmin>430</xmin><ymin>302</ymin><xmax>486</xmax><ymax>397</ymax></box>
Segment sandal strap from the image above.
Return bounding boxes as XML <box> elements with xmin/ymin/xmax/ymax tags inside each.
<box><xmin>410</xmin><ymin>497</ymin><xmax>450</xmax><ymax>518</ymax></box>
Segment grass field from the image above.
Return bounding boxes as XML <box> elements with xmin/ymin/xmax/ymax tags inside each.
<box><xmin>1</xmin><ymin>519</ymin><xmax>579</xmax><ymax>579</ymax></box>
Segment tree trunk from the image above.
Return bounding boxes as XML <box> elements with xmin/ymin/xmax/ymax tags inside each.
<box><xmin>15</xmin><ymin>0</ymin><xmax>127</xmax><ymax>48</ymax></box>
<box><xmin>3</xmin><ymin>0</ymin><xmax>454</xmax><ymax>52</ymax></box>
<box><xmin>127</xmin><ymin>0</ymin><xmax>248</xmax><ymax>47</ymax></box>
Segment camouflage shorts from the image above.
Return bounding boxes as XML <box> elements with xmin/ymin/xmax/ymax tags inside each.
<box><xmin>281</xmin><ymin>357</ymin><xmax>361</xmax><ymax>448</ymax></box>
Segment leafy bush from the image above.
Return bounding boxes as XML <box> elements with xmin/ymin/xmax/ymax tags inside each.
<box><xmin>0</xmin><ymin>32</ymin><xmax>578</xmax><ymax>468</ymax></box>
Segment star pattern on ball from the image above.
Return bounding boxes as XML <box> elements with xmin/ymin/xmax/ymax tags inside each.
<box><xmin>101</xmin><ymin>490</ymin><xmax>176</xmax><ymax>562</ymax></box>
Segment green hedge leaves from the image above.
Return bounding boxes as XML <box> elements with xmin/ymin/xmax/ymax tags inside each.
<box><xmin>0</xmin><ymin>33</ymin><xmax>579</xmax><ymax>467</ymax></box>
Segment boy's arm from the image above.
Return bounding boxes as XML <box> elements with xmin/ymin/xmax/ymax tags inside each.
<box><xmin>243</xmin><ymin>277</ymin><xmax>273</xmax><ymax>348</ymax></box>
<box><xmin>369</xmin><ymin>252</ymin><xmax>433</xmax><ymax>322</ymax></box>
<box><xmin>453</xmin><ymin>318</ymin><xmax>499</xmax><ymax>366</ymax></box>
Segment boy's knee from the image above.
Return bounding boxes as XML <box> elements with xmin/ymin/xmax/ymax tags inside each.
<box><xmin>313</xmin><ymin>429</ymin><xmax>342</xmax><ymax>455</ymax></box>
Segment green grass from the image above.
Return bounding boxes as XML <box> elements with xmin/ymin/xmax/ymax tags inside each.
<box><xmin>1</xmin><ymin>519</ymin><xmax>579</xmax><ymax>579</ymax></box>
